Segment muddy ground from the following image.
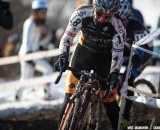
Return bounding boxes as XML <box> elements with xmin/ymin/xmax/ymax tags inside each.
<box><xmin>0</xmin><ymin>109</ymin><xmax>59</xmax><ymax>130</ymax></box>
<box><xmin>1</xmin><ymin>103</ymin><xmax>160</xmax><ymax>130</ymax></box>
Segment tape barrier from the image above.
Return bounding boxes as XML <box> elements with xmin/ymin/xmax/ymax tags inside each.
<box><xmin>127</xmin><ymin>86</ymin><xmax>160</xmax><ymax>98</ymax></box>
<box><xmin>0</xmin><ymin>72</ymin><xmax>61</xmax><ymax>90</ymax></box>
<box><xmin>0</xmin><ymin>45</ymin><xmax>76</xmax><ymax>66</ymax></box>
<box><xmin>122</xmin><ymin>93</ymin><xmax>160</xmax><ymax>109</ymax></box>
<box><xmin>133</xmin><ymin>44</ymin><xmax>160</xmax><ymax>58</ymax></box>
<box><xmin>136</xmin><ymin>28</ymin><xmax>160</xmax><ymax>46</ymax></box>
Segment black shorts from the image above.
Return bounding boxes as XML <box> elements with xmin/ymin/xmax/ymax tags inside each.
<box><xmin>70</xmin><ymin>43</ymin><xmax>112</xmax><ymax>79</ymax></box>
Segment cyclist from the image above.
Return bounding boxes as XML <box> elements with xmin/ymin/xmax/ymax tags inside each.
<box><xmin>54</xmin><ymin>0</ymin><xmax>126</xmax><ymax>129</ymax></box>
<box><xmin>18</xmin><ymin>0</ymin><xmax>53</xmax><ymax>100</ymax></box>
<box><xmin>128</xmin><ymin>0</ymin><xmax>145</xmax><ymax>24</ymax></box>
<box><xmin>117</xmin><ymin>0</ymin><xmax>153</xmax><ymax>125</ymax></box>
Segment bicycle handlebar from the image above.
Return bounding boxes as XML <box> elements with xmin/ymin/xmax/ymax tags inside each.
<box><xmin>54</xmin><ymin>66</ymin><xmax>107</xmax><ymax>84</ymax></box>
<box><xmin>54</xmin><ymin>66</ymin><xmax>116</xmax><ymax>99</ymax></box>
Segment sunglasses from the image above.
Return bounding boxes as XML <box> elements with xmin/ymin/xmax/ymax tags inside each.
<box><xmin>95</xmin><ymin>10</ymin><xmax>115</xmax><ymax>17</ymax></box>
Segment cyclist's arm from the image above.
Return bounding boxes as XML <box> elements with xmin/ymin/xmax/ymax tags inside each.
<box><xmin>59</xmin><ymin>11</ymin><xmax>82</xmax><ymax>54</ymax></box>
<box><xmin>110</xmin><ymin>19</ymin><xmax>126</xmax><ymax>73</ymax></box>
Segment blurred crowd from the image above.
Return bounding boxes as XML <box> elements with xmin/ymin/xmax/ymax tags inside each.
<box><xmin>0</xmin><ymin>0</ymin><xmax>159</xmax><ymax>58</ymax></box>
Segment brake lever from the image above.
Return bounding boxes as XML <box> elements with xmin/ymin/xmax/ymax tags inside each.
<box><xmin>54</xmin><ymin>71</ymin><xmax>63</xmax><ymax>84</ymax></box>
<box><xmin>54</xmin><ymin>65</ymin><xmax>67</xmax><ymax>84</ymax></box>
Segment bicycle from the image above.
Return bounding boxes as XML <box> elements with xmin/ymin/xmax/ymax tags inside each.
<box><xmin>55</xmin><ymin>66</ymin><xmax>114</xmax><ymax>130</ymax></box>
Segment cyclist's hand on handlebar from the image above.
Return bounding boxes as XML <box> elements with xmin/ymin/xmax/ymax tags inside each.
<box><xmin>102</xmin><ymin>72</ymin><xmax>119</xmax><ymax>99</ymax></box>
<box><xmin>54</xmin><ymin>53</ymin><xmax>69</xmax><ymax>72</ymax></box>
<box><xmin>107</xmin><ymin>71</ymin><xmax>119</xmax><ymax>88</ymax></box>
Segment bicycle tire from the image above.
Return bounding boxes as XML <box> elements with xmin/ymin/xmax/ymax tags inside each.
<box><xmin>129</xmin><ymin>79</ymin><xmax>157</xmax><ymax>126</ymax></box>
<box><xmin>69</xmin><ymin>98</ymin><xmax>81</xmax><ymax>130</ymax></box>
<box><xmin>78</xmin><ymin>82</ymin><xmax>112</xmax><ymax>130</ymax></box>
<box><xmin>134</xmin><ymin>79</ymin><xmax>156</xmax><ymax>94</ymax></box>
<box><xmin>59</xmin><ymin>76</ymin><xmax>113</xmax><ymax>130</ymax></box>
<box><xmin>77</xmin><ymin>90</ymin><xmax>91</xmax><ymax>130</ymax></box>
<box><xmin>59</xmin><ymin>103</ymin><xmax>74</xmax><ymax>130</ymax></box>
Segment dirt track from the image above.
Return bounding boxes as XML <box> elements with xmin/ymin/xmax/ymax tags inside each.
<box><xmin>0</xmin><ymin>109</ymin><xmax>59</xmax><ymax>130</ymax></box>
<box><xmin>0</xmin><ymin>103</ymin><xmax>160</xmax><ymax>130</ymax></box>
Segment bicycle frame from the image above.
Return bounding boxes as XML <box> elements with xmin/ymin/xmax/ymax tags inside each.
<box><xmin>57</xmin><ymin>68</ymin><xmax>112</xmax><ymax>130</ymax></box>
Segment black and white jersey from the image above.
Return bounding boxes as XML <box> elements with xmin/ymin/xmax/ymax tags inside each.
<box><xmin>59</xmin><ymin>5</ymin><xmax>126</xmax><ymax>72</ymax></box>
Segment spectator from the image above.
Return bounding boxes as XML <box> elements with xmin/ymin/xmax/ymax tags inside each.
<box><xmin>0</xmin><ymin>0</ymin><xmax>13</xmax><ymax>29</ymax></box>
<box><xmin>3</xmin><ymin>33</ymin><xmax>21</xmax><ymax>57</ymax></box>
<box><xmin>128</xmin><ymin>0</ymin><xmax>144</xmax><ymax>24</ymax></box>
<box><xmin>17</xmin><ymin>0</ymin><xmax>53</xmax><ymax>100</ymax></box>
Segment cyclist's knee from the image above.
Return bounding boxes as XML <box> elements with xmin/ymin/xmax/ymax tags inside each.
<box><xmin>99</xmin><ymin>87</ymin><xmax>118</xmax><ymax>103</ymax></box>
<box><xmin>65</xmin><ymin>71</ymin><xmax>78</xmax><ymax>94</ymax></box>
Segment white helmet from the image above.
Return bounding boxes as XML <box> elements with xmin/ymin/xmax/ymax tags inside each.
<box><xmin>32</xmin><ymin>0</ymin><xmax>48</xmax><ymax>10</ymax></box>
<box><xmin>118</xmin><ymin>0</ymin><xmax>131</xmax><ymax>19</ymax></box>
<box><xmin>93</xmin><ymin>0</ymin><xmax>120</xmax><ymax>14</ymax></box>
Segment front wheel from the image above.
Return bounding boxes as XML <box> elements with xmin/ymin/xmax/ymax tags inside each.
<box><xmin>59</xmin><ymin>103</ymin><xmax>74</xmax><ymax>130</ymax></box>
<box><xmin>134</xmin><ymin>79</ymin><xmax>156</xmax><ymax>95</ymax></box>
<box><xmin>130</xmin><ymin>79</ymin><xmax>156</xmax><ymax>126</ymax></box>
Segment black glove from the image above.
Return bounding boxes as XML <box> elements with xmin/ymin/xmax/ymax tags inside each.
<box><xmin>107</xmin><ymin>71</ymin><xmax>119</xmax><ymax>88</ymax></box>
<box><xmin>54</xmin><ymin>53</ymin><xmax>69</xmax><ymax>72</ymax></box>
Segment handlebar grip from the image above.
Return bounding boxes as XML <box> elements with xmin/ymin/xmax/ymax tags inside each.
<box><xmin>54</xmin><ymin>72</ymin><xmax>63</xmax><ymax>84</ymax></box>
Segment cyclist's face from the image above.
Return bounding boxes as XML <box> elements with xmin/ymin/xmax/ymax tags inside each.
<box><xmin>94</xmin><ymin>9</ymin><xmax>115</xmax><ymax>24</ymax></box>
<box><xmin>37</xmin><ymin>9</ymin><xmax>47</xmax><ymax>20</ymax></box>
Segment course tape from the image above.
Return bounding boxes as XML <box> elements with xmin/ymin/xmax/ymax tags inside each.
<box><xmin>122</xmin><ymin>94</ymin><xmax>160</xmax><ymax>109</ymax></box>
<box><xmin>0</xmin><ymin>45</ymin><xmax>76</xmax><ymax>66</ymax></box>
<box><xmin>136</xmin><ymin>28</ymin><xmax>160</xmax><ymax>46</ymax></box>
<box><xmin>0</xmin><ymin>73</ymin><xmax>59</xmax><ymax>90</ymax></box>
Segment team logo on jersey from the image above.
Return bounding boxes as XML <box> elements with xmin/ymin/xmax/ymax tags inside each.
<box><xmin>134</xmin><ymin>30</ymin><xmax>148</xmax><ymax>41</ymax></box>
<box><xmin>103</xmin><ymin>27</ymin><xmax>108</xmax><ymax>31</ymax></box>
<box><xmin>77</xmin><ymin>11</ymin><xmax>86</xmax><ymax>16</ymax></box>
<box><xmin>89</xmin><ymin>36</ymin><xmax>111</xmax><ymax>44</ymax></box>
<box><xmin>88</xmin><ymin>22</ymin><xmax>95</xmax><ymax>28</ymax></box>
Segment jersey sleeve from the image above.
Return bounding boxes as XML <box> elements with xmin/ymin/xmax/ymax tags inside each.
<box><xmin>110</xmin><ymin>18</ymin><xmax>126</xmax><ymax>73</ymax></box>
<box><xmin>59</xmin><ymin>11</ymin><xmax>82</xmax><ymax>54</ymax></box>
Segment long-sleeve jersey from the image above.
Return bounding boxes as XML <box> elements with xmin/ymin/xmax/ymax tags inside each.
<box><xmin>59</xmin><ymin>5</ymin><xmax>126</xmax><ymax>73</ymax></box>
<box><xmin>19</xmin><ymin>17</ymin><xmax>41</xmax><ymax>56</ymax></box>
